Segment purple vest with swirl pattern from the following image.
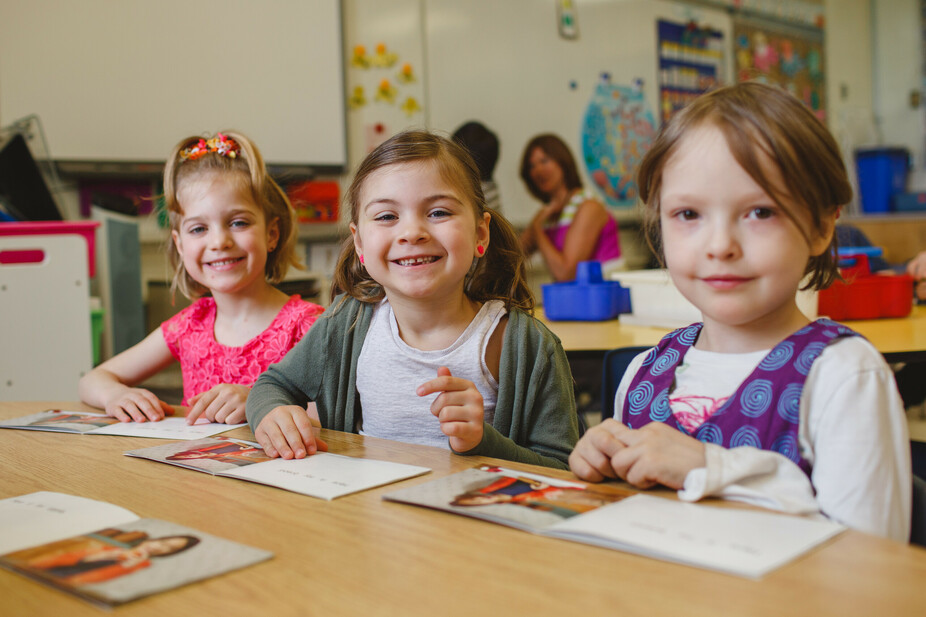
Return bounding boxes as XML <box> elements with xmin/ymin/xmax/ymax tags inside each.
<box><xmin>621</xmin><ymin>319</ymin><xmax>858</xmax><ymax>476</ymax></box>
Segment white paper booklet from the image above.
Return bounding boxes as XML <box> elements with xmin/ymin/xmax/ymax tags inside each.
<box><xmin>383</xmin><ymin>465</ymin><xmax>845</xmax><ymax>579</ymax></box>
<box><xmin>125</xmin><ymin>437</ymin><xmax>431</xmax><ymax>500</ymax></box>
<box><xmin>0</xmin><ymin>492</ymin><xmax>271</xmax><ymax>606</ymax></box>
<box><xmin>0</xmin><ymin>409</ymin><xmax>244</xmax><ymax>440</ymax></box>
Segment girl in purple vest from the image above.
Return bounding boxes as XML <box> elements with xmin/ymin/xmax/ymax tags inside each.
<box><xmin>569</xmin><ymin>83</ymin><xmax>911</xmax><ymax>541</ymax></box>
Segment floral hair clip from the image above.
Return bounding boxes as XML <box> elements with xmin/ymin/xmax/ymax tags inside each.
<box><xmin>179</xmin><ymin>133</ymin><xmax>240</xmax><ymax>161</ymax></box>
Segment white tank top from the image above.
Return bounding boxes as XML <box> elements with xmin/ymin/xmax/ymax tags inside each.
<box><xmin>356</xmin><ymin>299</ymin><xmax>505</xmax><ymax>448</ymax></box>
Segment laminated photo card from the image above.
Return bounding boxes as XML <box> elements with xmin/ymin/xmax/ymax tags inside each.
<box><xmin>0</xmin><ymin>492</ymin><xmax>271</xmax><ymax>607</ymax></box>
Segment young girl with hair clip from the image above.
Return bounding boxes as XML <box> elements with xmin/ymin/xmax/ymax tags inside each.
<box><xmin>247</xmin><ymin>130</ymin><xmax>579</xmax><ymax>469</ymax></box>
<box><xmin>569</xmin><ymin>82</ymin><xmax>912</xmax><ymax>541</ymax></box>
<box><xmin>79</xmin><ymin>131</ymin><xmax>324</xmax><ymax>425</ymax></box>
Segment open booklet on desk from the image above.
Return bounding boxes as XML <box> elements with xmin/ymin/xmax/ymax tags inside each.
<box><xmin>0</xmin><ymin>409</ymin><xmax>245</xmax><ymax>439</ymax></box>
<box><xmin>383</xmin><ymin>465</ymin><xmax>845</xmax><ymax>579</ymax></box>
<box><xmin>125</xmin><ymin>436</ymin><xmax>431</xmax><ymax>500</ymax></box>
<box><xmin>0</xmin><ymin>492</ymin><xmax>271</xmax><ymax>607</ymax></box>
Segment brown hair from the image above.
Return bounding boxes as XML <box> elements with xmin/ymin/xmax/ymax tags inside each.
<box><xmin>331</xmin><ymin>129</ymin><xmax>533</xmax><ymax>312</ymax></box>
<box><xmin>636</xmin><ymin>82</ymin><xmax>851</xmax><ymax>290</ymax></box>
<box><xmin>162</xmin><ymin>130</ymin><xmax>301</xmax><ymax>300</ymax></box>
<box><xmin>519</xmin><ymin>134</ymin><xmax>583</xmax><ymax>203</ymax></box>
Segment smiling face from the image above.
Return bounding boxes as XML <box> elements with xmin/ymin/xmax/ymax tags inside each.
<box><xmin>171</xmin><ymin>172</ymin><xmax>279</xmax><ymax>301</ymax></box>
<box><xmin>659</xmin><ymin>125</ymin><xmax>833</xmax><ymax>350</ymax></box>
<box><xmin>350</xmin><ymin>160</ymin><xmax>490</xmax><ymax>309</ymax></box>
<box><xmin>527</xmin><ymin>147</ymin><xmax>565</xmax><ymax>199</ymax></box>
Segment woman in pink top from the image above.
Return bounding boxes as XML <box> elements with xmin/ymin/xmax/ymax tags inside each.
<box><xmin>519</xmin><ymin>134</ymin><xmax>621</xmax><ymax>281</ymax></box>
<box><xmin>79</xmin><ymin>131</ymin><xmax>323</xmax><ymax>425</ymax></box>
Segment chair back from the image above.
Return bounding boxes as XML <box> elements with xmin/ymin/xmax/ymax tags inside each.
<box><xmin>912</xmin><ymin>474</ymin><xmax>926</xmax><ymax>547</ymax></box>
<box><xmin>600</xmin><ymin>346</ymin><xmax>651</xmax><ymax>423</ymax></box>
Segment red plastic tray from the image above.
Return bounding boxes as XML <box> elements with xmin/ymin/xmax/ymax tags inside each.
<box><xmin>817</xmin><ymin>253</ymin><xmax>913</xmax><ymax>320</ymax></box>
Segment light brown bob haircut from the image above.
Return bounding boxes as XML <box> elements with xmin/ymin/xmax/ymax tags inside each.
<box><xmin>519</xmin><ymin>134</ymin><xmax>584</xmax><ymax>203</ymax></box>
<box><xmin>331</xmin><ymin>129</ymin><xmax>533</xmax><ymax>312</ymax></box>
<box><xmin>636</xmin><ymin>82</ymin><xmax>852</xmax><ymax>291</ymax></box>
<box><xmin>162</xmin><ymin>130</ymin><xmax>301</xmax><ymax>300</ymax></box>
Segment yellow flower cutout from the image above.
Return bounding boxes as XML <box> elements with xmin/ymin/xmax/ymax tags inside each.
<box><xmin>400</xmin><ymin>96</ymin><xmax>421</xmax><ymax>117</ymax></box>
<box><xmin>351</xmin><ymin>44</ymin><xmax>370</xmax><ymax>69</ymax></box>
<box><xmin>397</xmin><ymin>62</ymin><xmax>416</xmax><ymax>83</ymax></box>
<box><xmin>348</xmin><ymin>85</ymin><xmax>367</xmax><ymax>109</ymax></box>
<box><xmin>375</xmin><ymin>79</ymin><xmax>397</xmax><ymax>104</ymax></box>
<box><xmin>371</xmin><ymin>42</ymin><xmax>398</xmax><ymax>68</ymax></box>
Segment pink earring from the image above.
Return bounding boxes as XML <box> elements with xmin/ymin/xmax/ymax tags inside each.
<box><xmin>359</xmin><ymin>254</ymin><xmax>365</xmax><ymax>264</ymax></box>
<box><xmin>476</xmin><ymin>245</ymin><xmax>485</xmax><ymax>256</ymax></box>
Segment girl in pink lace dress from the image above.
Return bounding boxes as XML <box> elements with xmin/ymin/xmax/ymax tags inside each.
<box><xmin>79</xmin><ymin>131</ymin><xmax>324</xmax><ymax>424</ymax></box>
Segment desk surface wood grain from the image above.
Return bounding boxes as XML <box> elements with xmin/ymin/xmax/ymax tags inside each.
<box><xmin>1</xmin><ymin>401</ymin><xmax>924</xmax><ymax>617</ymax></box>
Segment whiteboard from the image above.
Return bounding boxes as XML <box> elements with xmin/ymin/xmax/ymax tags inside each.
<box><xmin>425</xmin><ymin>0</ymin><xmax>732</xmax><ymax>225</ymax></box>
<box><xmin>0</xmin><ymin>0</ymin><xmax>346</xmax><ymax>169</ymax></box>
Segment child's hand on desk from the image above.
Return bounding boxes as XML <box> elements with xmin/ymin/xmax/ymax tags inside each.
<box><xmin>105</xmin><ymin>387</ymin><xmax>175</xmax><ymax>423</ymax></box>
<box><xmin>254</xmin><ymin>405</ymin><xmax>328</xmax><ymax>459</ymax></box>
<box><xmin>185</xmin><ymin>384</ymin><xmax>250</xmax><ymax>425</ymax></box>
<box><xmin>417</xmin><ymin>366</ymin><xmax>485</xmax><ymax>453</ymax></box>
<box><xmin>569</xmin><ymin>420</ymin><xmax>706</xmax><ymax>489</ymax></box>
<box><xmin>569</xmin><ymin>419</ymin><xmax>627</xmax><ymax>482</ymax></box>
<box><xmin>607</xmin><ymin>422</ymin><xmax>706</xmax><ymax>490</ymax></box>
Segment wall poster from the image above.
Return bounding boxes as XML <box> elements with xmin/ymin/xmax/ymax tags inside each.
<box><xmin>657</xmin><ymin>19</ymin><xmax>725</xmax><ymax>124</ymax></box>
<box><xmin>733</xmin><ymin>18</ymin><xmax>826</xmax><ymax>122</ymax></box>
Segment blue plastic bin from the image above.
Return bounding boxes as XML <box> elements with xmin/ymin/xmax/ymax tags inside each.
<box><xmin>542</xmin><ymin>261</ymin><xmax>631</xmax><ymax>321</ymax></box>
<box><xmin>855</xmin><ymin>147</ymin><xmax>909</xmax><ymax>213</ymax></box>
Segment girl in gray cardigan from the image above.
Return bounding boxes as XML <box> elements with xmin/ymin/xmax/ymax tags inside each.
<box><xmin>247</xmin><ymin>130</ymin><xmax>579</xmax><ymax>469</ymax></box>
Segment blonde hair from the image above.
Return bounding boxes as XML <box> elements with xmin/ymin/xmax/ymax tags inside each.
<box><xmin>637</xmin><ymin>82</ymin><xmax>851</xmax><ymax>291</ymax></box>
<box><xmin>162</xmin><ymin>130</ymin><xmax>301</xmax><ymax>300</ymax></box>
<box><xmin>331</xmin><ymin>129</ymin><xmax>533</xmax><ymax>312</ymax></box>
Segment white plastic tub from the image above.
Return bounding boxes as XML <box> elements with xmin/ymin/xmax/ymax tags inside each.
<box><xmin>609</xmin><ymin>269</ymin><xmax>818</xmax><ymax>329</ymax></box>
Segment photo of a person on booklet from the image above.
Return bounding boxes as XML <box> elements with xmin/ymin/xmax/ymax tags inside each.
<box><xmin>166</xmin><ymin>440</ymin><xmax>271</xmax><ymax>467</ymax></box>
<box><xmin>5</xmin><ymin>527</ymin><xmax>200</xmax><ymax>586</ymax></box>
<box><xmin>450</xmin><ymin>469</ymin><xmax>625</xmax><ymax>518</ymax></box>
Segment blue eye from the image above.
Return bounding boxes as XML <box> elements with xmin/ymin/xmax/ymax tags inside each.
<box><xmin>374</xmin><ymin>213</ymin><xmax>397</xmax><ymax>222</ymax></box>
<box><xmin>188</xmin><ymin>225</ymin><xmax>206</xmax><ymax>234</ymax></box>
<box><xmin>429</xmin><ymin>209</ymin><xmax>451</xmax><ymax>219</ymax></box>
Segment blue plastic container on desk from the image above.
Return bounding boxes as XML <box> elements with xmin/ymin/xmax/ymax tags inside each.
<box><xmin>855</xmin><ymin>147</ymin><xmax>909</xmax><ymax>213</ymax></box>
<box><xmin>542</xmin><ymin>261</ymin><xmax>630</xmax><ymax>321</ymax></box>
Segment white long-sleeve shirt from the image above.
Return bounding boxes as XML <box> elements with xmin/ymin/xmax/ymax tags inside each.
<box><xmin>615</xmin><ymin>336</ymin><xmax>912</xmax><ymax>542</ymax></box>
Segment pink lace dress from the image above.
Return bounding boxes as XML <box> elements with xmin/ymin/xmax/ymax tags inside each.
<box><xmin>161</xmin><ymin>295</ymin><xmax>324</xmax><ymax>405</ymax></box>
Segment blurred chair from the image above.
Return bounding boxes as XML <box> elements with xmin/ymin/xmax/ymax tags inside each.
<box><xmin>912</xmin><ymin>474</ymin><xmax>926</xmax><ymax>547</ymax></box>
<box><xmin>600</xmin><ymin>346</ymin><xmax>650</xmax><ymax>423</ymax></box>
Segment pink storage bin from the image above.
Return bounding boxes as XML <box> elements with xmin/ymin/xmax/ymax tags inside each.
<box><xmin>0</xmin><ymin>221</ymin><xmax>100</xmax><ymax>277</ymax></box>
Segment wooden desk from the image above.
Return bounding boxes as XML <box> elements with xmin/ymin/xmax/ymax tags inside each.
<box><xmin>2</xmin><ymin>402</ymin><xmax>924</xmax><ymax>617</ymax></box>
<box><xmin>541</xmin><ymin>305</ymin><xmax>926</xmax><ymax>362</ymax></box>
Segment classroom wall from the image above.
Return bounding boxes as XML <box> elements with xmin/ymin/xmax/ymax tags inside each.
<box><xmin>344</xmin><ymin>0</ymin><xmax>735</xmax><ymax>229</ymax></box>
<box><xmin>871</xmin><ymin>0</ymin><xmax>925</xmax><ymax>179</ymax></box>
<box><xmin>0</xmin><ymin>1</ymin><xmax>918</xmax><ymax>261</ymax></box>
<box><xmin>341</xmin><ymin>0</ymin><xmax>906</xmax><ymax>226</ymax></box>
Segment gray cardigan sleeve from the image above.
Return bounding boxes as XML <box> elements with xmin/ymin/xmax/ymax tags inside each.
<box><xmin>459</xmin><ymin>309</ymin><xmax>579</xmax><ymax>469</ymax></box>
<box><xmin>245</xmin><ymin>310</ymin><xmax>330</xmax><ymax>432</ymax></box>
<box><xmin>246</xmin><ymin>296</ymin><xmax>371</xmax><ymax>434</ymax></box>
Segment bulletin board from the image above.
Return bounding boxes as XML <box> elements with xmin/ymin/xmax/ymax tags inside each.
<box><xmin>0</xmin><ymin>0</ymin><xmax>347</xmax><ymax>169</ymax></box>
<box><xmin>657</xmin><ymin>19</ymin><xmax>726</xmax><ymax>124</ymax></box>
<box><xmin>733</xmin><ymin>18</ymin><xmax>826</xmax><ymax>122</ymax></box>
